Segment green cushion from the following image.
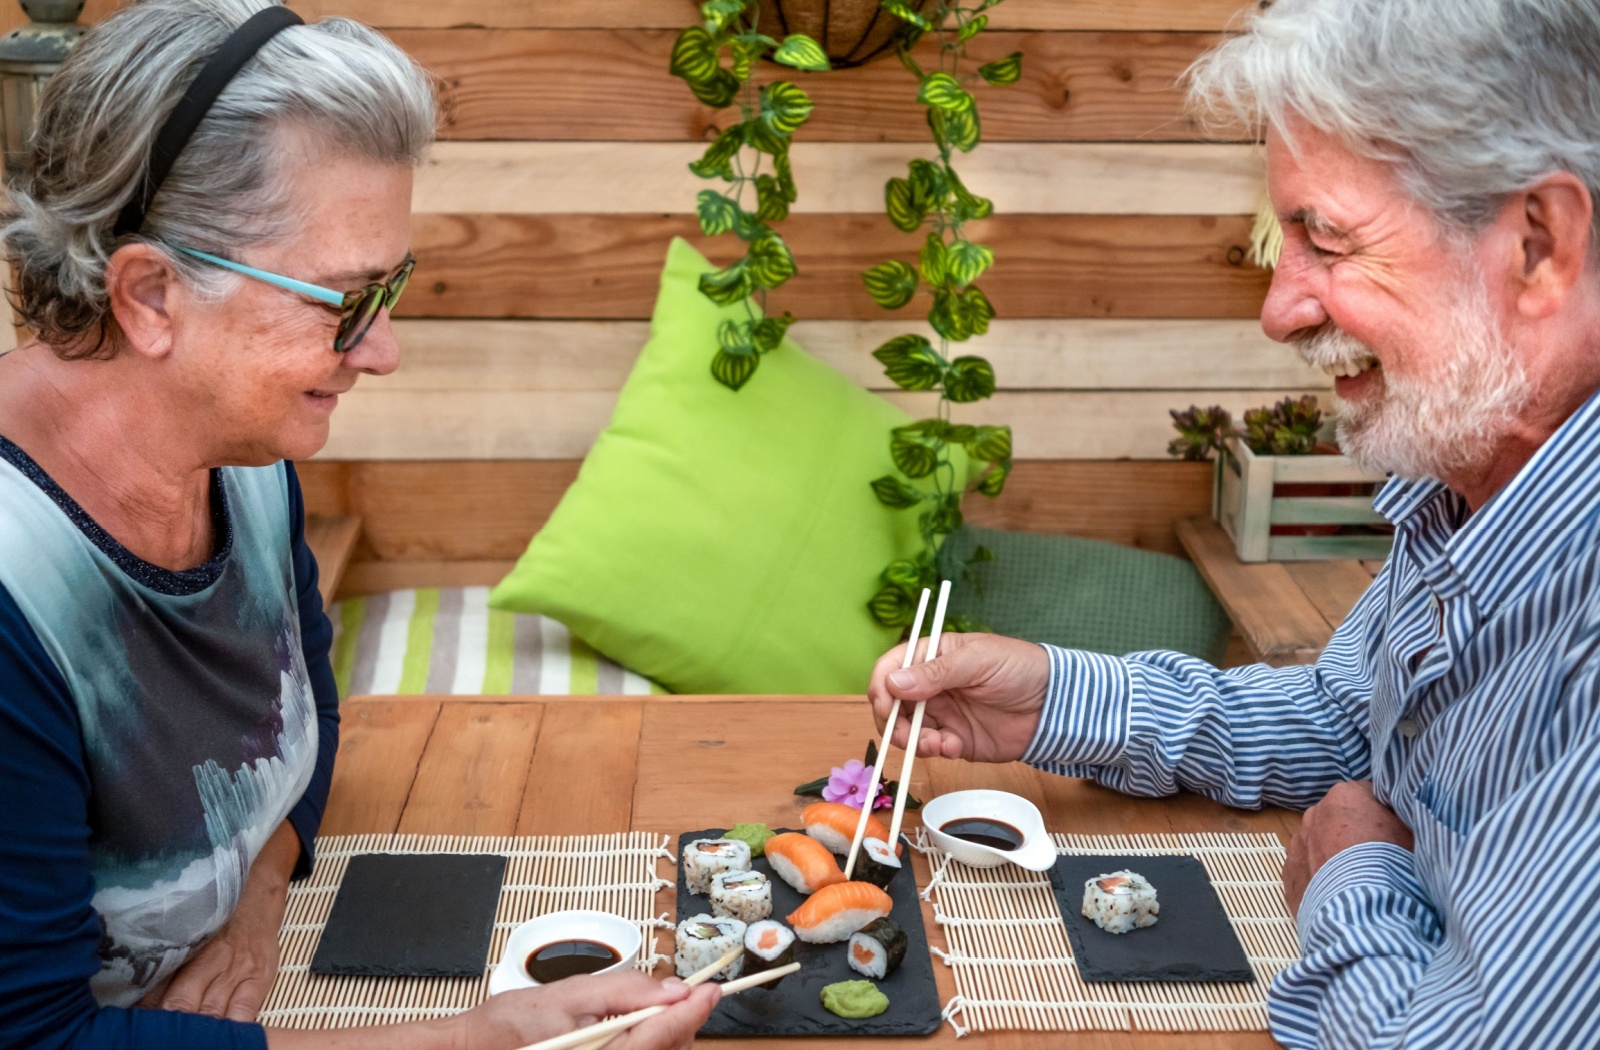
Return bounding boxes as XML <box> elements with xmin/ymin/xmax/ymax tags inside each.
<box><xmin>489</xmin><ymin>237</ymin><xmax>948</xmax><ymax>695</ymax></box>
<box><xmin>938</xmin><ymin>525</ymin><xmax>1232</xmax><ymax>663</ymax></box>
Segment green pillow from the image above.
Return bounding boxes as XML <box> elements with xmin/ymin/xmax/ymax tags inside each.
<box><xmin>490</xmin><ymin>238</ymin><xmax>947</xmax><ymax>695</ymax></box>
<box><xmin>938</xmin><ymin>525</ymin><xmax>1232</xmax><ymax>663</ymax></box>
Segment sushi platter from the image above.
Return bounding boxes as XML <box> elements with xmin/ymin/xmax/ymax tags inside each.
<box><xmin>674</xmin><ymin>820</ymin><xmax>943</xmax><ymax>1037</ymax></box>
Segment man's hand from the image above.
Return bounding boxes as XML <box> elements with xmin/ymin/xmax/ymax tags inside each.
<box><xmin>867</xmin><ymin>633</ymin><xmax>1050</xmax><ymax>764</ymax></box>
<box><xmin>1284</xmin><ymin>780</ymin><xmax>1414</xmax><ymax>914</ymax></box>
<box><xmin>144</xmin><ymin>821</ymin><xmax>299</xmax><ymax>1021</ymax></box>
<box><xmin>456</xmin><ymin>971</ymin><xmax>721</xmax><ymax>1050</ymax></box>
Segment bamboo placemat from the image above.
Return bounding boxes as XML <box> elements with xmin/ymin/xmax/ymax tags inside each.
<box><xmin>260</xmin><ymin>833</ymin><xmax>674</xmax><ymax>1029</ymax></box>
<box><xmin>921</xmin><ymin>832</ymin><xmax>1300</xmax><ymax>1036</ymax></box>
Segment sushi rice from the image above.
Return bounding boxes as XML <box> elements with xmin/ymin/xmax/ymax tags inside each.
<box><xmin>1081</xmin><ymin>870</ymin><xmax>1159</xmax><ymax>934</ymax></box>
<box><xmin>787</xmin><ymin>881</ymin><xmax>893</xmax><ymax>944</ymax></box>
<box><xmin>683</xmin><ymin>838</ymin><xmax>751</xmax><ymax>895</ymax></box>
<box><xmin>675</xmin><ymin>914</ymin><xmax>746</xmax><ymax>980</ymax></box>
<box><xmin>710</xmin><ymin>868</ymin><xmax>772</xmax><ymax>923</ymax></box>
<box><xmin>847</xmin><ymin>916</ymin><xmax>907</xmax><ymax>979</ymax></box>
<box><xmin>741</xmin><ymin>919</ymin><xmax>796</xmax><ymax>982</ymax></box>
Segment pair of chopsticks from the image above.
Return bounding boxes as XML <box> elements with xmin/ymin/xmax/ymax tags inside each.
<box><xmin>844</xmin><ymin>579</ymin><xmax>952</xmax><ymax>880</ymax></box>
<box><xmin>518</xmin><ymin>946</ymin><xmax>799</xmax><ymax>1050</ymax></box>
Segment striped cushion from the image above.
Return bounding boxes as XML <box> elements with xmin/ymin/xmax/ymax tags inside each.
<box><xmin>330</xmin><ymin>587</ymin><xmax>664</xmax><ymax>697</ymax></box>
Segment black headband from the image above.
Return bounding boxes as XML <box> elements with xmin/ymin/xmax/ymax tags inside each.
<box><xmin>113</xmin><ymin>5</ymin><xmax>304</xmax><ymax>238</ymax></box>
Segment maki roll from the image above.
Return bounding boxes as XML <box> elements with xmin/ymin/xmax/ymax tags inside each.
<box><xmin>683</xmin><ymin>838</ymin><xmax>751</xmax><ymax>895</ymax></box>
<box><xmin>741</xmin><ymin>920</ymin><xmax>796</xmax><ymax>986</ymax></box>
<box><xmin>847</xmin><ymin>917</ymin><xmax>907</xmax><ymax>980</ymax></box>
<box><xmin>710</xmin><ymin>868</ymin><xmax>772</xmax><ymax>923</ymax></box>
<box><xmin>675</xmin><ymin>914</ymin><xmax>746</xmax><ymax>980</ymax></box>
<box><xmin>854</xmin><ymin>836</ymin><xmax>902</xmax><ymax>889</ymax></box>
<box><xmin>1082</xmin><ymin>870</ymin><xmax>1159</xmax><ymax>934</ymax></box>
<box><xmin>787</xmin><ymin>881</ymin><xmax>893</xmax><ymax>944</ymax></box>
<box><xmin>764</xmin><ymin>832</ymin><xmax>845</xmax><ymax>895</ymax></box>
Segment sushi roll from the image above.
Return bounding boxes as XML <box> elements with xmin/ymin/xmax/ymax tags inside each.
<box><xmin>854</xmin><ymin>837</ymin><xmax>902</xmax><ymax>890</ymax></box>
<box><xmin>847</xmin><ymin>917</ymin><xmax>907</xmax><ymax>980</ymax></box>
<box><xmin>683</xmin><ymin>838</ymin><xmax>751</xmax><ymax>895</ymax></box>
<box><xmin>674</xmin><ymin>914</ymin><xmax>746</xmax><ymax>980</ymax></box>
<box><xmin>710</xmin><ymin>868</ymin><xmax>772</xmax><ymax>923</ymax></box>
<box><xmin>1082</xmin><ymin>870</ymin><xmax>1159</xmax><ymax>934</ymax></box>
<box><xmin>801</xmin><ymin>801</ymin><xmax>902</xmax><ymax>857</ymax></box>
<box><xmin>741</xmin><ymin>920</ymin><xmax>796</xmax><ymax>985</ymax></box>
<box><xmin>764</xmin><ymin>832</ymin><xmax>845</xmax><ymax>895</ymax></box>
<box><xmin>786</xmin><ymin>880</ymin><xmax>893</xmax><ymax>944</ymax></box>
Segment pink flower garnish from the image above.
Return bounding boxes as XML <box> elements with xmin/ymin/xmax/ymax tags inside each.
<box><xmin>821</xmin><ymin>759</ymin><xmax>885</xmax><ymax>810</ymax></box>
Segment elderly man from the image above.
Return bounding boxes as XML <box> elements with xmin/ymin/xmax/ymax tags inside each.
<box><xmin>868</xmin><ymin>0</ymin><xmax>1600</xmax><ymax>1046</ymax></box>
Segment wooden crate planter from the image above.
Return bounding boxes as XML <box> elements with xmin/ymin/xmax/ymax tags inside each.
<box><xmin>1214</xmin><ymin>439</ymin><xmax>1393</xmax><ymax>562</ymax></box>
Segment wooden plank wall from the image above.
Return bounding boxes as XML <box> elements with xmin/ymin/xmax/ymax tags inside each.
<box><xmin>12</xmin><ymin>0</ymin><xmax>1324</xmax><ymax>584</ymax></box>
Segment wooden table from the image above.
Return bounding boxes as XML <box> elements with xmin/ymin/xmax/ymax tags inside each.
<box><xmin>1178</xmin><ymin>517</ymin><xmax>1381</xmax><ymax>667</ymax></box>
<box><xmin>322</xmin><ymin>694</ymin><xmax>1300</xmax><ymax>1050</ymax></box>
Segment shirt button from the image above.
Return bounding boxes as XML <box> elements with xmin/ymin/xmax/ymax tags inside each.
<box><xmin>1397</xmin><ymin>719</ymin><xmax>1421</xmax><ymax>739</ymax></box>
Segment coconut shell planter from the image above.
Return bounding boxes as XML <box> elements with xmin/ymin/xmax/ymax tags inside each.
<box><xmin>1214</xmin><ymin>437</ymin><xmax>1393</xmax><ymax>562</ymax></box>
<box><xmin>753</xmin><ymin>0</ymin><xmax>934</xmax><ymax>67</ymax></box>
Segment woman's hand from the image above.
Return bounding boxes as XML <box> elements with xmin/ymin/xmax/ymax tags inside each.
<box><xmin>456</xmin><ymin>972</ymin><xmax>721</xmax><ymax>1050</ymax></box>
<box><xmin>867</xmin><ymin>633</ymin><xmax>1051</xmax><ymax>764</ymax></box>
<box><xmin>143</xmin><ymin>821</ymin><xmax>299</xmax><ymax>1021</ymax></box>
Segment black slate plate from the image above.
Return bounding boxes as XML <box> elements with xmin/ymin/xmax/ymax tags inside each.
<box><xmin>677</xmin><ymin>829</ymin><xmax>941</xmax><ymax>1037</ymax></box>
<box><xmin>311</xmin><ymin>853</ymin><xmax>508</xmax><ymax>978</ymax></box>
<box><xmin>1048</xmin><ymin>854</ymin><xmax>1252</xmax><ymax>983</ymax></box>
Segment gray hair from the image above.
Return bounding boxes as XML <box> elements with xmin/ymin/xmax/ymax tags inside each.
<box><xmin>1188</xmin><ymin>0</ymin><xmax>1600</xmax><ymax>249</ymax></box>
<box><xmin>2</xmin><ymin>0</ymin><xmax>437</xmax><ymax>356</ymax></box>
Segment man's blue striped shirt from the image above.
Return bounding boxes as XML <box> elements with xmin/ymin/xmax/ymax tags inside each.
<box><xmin>1023</xmin><ymin>389</ymin><xmax>1600</xmax><ymax>1049</ymax></box>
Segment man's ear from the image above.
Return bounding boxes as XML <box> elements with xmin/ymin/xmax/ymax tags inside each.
<box><xmin>1508</xmin><ymin>171</ymin><xmax>1595</xmax><ymax>321</ymax></box>
<box><xmin>104</xmin><ymin>244</ymin><xmax>180</xmax><ymax>359</ymax></box>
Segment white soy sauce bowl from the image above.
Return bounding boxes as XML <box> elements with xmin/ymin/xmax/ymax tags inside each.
<box><xmin>922</xmin><ymin>789</ymin><xmax>1056</xmax><ymax>872</ymax></box>
<box><xmin>489</xmin><ymin>910</ymin><xmax>642</xmax><ymax>995</ymax></box>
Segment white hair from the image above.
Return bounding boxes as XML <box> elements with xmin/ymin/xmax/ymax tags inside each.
<box><xmin>1188</xmin><ymin>0</ymin><xmax>1600</xmax><ymax>244</ymax></box>
<box><xmin>1</xmin><ymin>0</ymin><xmax>437</xmax><ymax>355</ymax></box>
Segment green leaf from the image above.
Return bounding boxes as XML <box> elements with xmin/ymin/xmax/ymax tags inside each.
<box><xmin>928</xmin><ymin>289</ymin><xmax>970</xmax><ymax>341</ymax></box>
<box><xmin>774</xmin><ymin>151</ymin><xmax>797</xmax><ymax>202</ymax></box>
<box><xmin>871</xmin><ymin>476</ymin><xmax>925</xmax><ymax>509</ymax></box>
<box><xmin>907</xmin><ymin>159</ymin><xmax>947</xmax><ymax>209</ymax></box>
<box><xmin>945</xmin><ymin>239</ymin><xmax>994</xmax><ymax>285</ymax></box>
<box><xmin>945</xmin><ymin>424</ymin><xmax>978</xmax><ymax>445</ymax></box>
<box><xmin>929</xmin><ymin>493</ymin><xmax>964</xmax><ymax>535</ymax></box>
<box><xmin>957</xmin><ymin>13</ymin><xmax>987</xmax><ymax>41</ymax></box>
<box><xmin>670</xmin><ymin>26</ymin><xmax>721</xmax><ymax>83</ymax></box>
<box><xmin>771</xmin><ymin>33</ymin><xmax>831</xmax><ymax>71</ymax></box>
<box><xmin>696</xmin><ymin>190</ymin><xmax>741</xmax><ymax>236</ymax></box>
<box><xmin>968</xmin><ymin>424</ymin><xmax>1012</xmax><ymax>461</ymax></box>
<box><xmin>750</xmin><ymin>312</ymin><xmax>794</xmax><ymax>352</ymax></box>
<box><xmin>970</xmin><ymin>544</ymin><xmax>996</xmax><ymax>563</ymax></box>
<box><xmin>919</xmin><ymin>233</ymin><xmax>949</xmax><ymax>286</ymax></box>
<box><xmin>744</xmin><ymin>117</ymin><xmax>790</xmax><ymax>156</ymax></box>
<box><xmin>698</xmin><ymin>261</ymin><xmax>752</xmax><ymax>305</ymax></box>
<box><xmin>700</xmin><ymin>0</ymin><xmax>747</xmax><ymax>32</ymax></box>
<box><xmin>717</xmin><ymin>318</ymin><xmax>751</xmax><ymax>353</ymax></box>
<box><xmin>945</xmin><ymin>356</ymin><xmax>996</xmax><ymax>402</ymax></box>
<box><xmin>882</xmin><ymin>0</ymin><xmax>931</xmax><ymax>30</ymax></box>
<box><xmin>882</xmin><ymin>557</ymin><xmax>926</xmax><ymax>588</ymax></box>
<box><xmin>760</xmin><ymin>81</ymin><xmax>815</xmax><ymax>134</ymax></box>
<box><xmin>793</xmin><ymin>774</ymin><xmax>831</xmax><ymax>797</ymax></box>
<box><xmin>868</xmin><ymin>584</ymin><xmax>918</xmax><ymax>628</ymax></box>
<box><xmin>731</xmin><ymin>37</ymin><xmax>763</xmax><ymax>80</ymax></box>
<box><xmin>964</xmin><ymin>285</ymin><xmax>995</xmax><ymax>335</ymax></box>
<box><xmin>688</xmin><ymin>67</ymin><xmax>741</xmax><ymax>108</ymax></box>
<box><xmin>872</xmin><ymin>333</ymin><xmax>946</xmax><ymax>391</ymax></box>
<box><xmin>755</xmin><ymin>175</ymin><xmax>789</xmax><ymax>221</ymax></box>
<box><xmin>928</xmin><ymin>105</ymin><xmax>981</xmax><ymax>152</ymax></box>
<box><xmin>711</xmin><ymin>346</ymin><xmax>760</xmax><ymax>390</ymax></box>
<box><xmin>885</xmin><ymin>177</ymin><xmax>925</xmax><ymax>233</ymax></box>
<box><xmin>950</xmin><ymin>174</ymin><xmax>995</xmax><ymax>222</ymax></box>
<box><xmin>689</xmin><ymin>125</ymin><xmax>743</xmax><ymax>179</ymax></box>
<box><xmin>863</xmin><ymin>260</ymin><xmax>919</xmax><ymax>309</ymax></box>
<box><xmin>747</xmin><ymin>231</ymin><xmax>797</xmax><ymax>288</ymax></box>
<box><xmin>977</xmin><ymin>51</ymin><xmax>1023</xmax><ymax>86</ymax></box>
<box><xmin>918</xmin><ymin>71</ymin><xmax>975</xmax><ymax>112</ymax></box>
<box><xmin>975</xmin><ymin>458</ymin><xmax>1011</xmax><ymax>497</ymax></box>
<box><xmin>890</xmin><ymin>426</ymin><xmax>940</xmax><ymax>478</ymax></box>
<box><xmin>895</xmin><ymin>39</ymin><xmax>924</xmax><ymax>78</ymax></box>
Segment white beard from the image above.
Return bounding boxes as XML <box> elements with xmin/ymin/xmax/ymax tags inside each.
<box><xmin>1294</xmin><ymin>277</ymin><xmax>1533</xmax><ymax>482</ymax></box>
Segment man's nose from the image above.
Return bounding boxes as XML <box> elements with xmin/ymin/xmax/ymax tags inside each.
<box><xmin>1259</xmin><ymin>242</ymin><xmax>1329</xmax><ymax>344</ymax></box>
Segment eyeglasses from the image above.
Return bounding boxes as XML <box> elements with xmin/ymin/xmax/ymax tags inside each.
<box><xmin>174</xmin><ymin>246</ymin><xmax>415</xmax><ymax>352</ymax></box>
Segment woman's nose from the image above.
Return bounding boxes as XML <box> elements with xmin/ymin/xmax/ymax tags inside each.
<box><xmin>344</xmin><ymin>310</ymin><xmax>401</xmax><ymax>376</ymax></box>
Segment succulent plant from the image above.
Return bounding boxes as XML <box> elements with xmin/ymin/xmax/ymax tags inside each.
<box><xmin>1240</xmin><ymin>395</ymin><xmax>1322</xmax><ymax>456</ymax></box>
<box><xmin>1167</xmin><ymin>405</ymin><xmax>1234</xmax><ymax>462</ymax></box>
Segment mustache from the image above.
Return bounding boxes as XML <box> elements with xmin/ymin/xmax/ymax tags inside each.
<box><xmin>1294</xmin><ymin>326</ymin><xmax>1379</xmax><ymax>370</ymax></box>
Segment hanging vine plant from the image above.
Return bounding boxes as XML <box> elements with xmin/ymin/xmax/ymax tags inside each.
<box><xmin>862</xmin><ymin>0</ymin><xmax>1021</xmax><ymax>629</ymax></box>
<box><xmin>670</xmin><ymin>1</ymin><xmax>830</xmax><ymax>390</ymax></box>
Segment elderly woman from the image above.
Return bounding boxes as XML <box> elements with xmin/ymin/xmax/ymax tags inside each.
<box><xmin>0</xmin><ymin>3</ymin><xmax>717</xmax><ymax>1049</ymax></box>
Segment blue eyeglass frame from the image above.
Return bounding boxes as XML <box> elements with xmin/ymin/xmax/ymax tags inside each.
<box><xmin>174</xmin><ymin>245</ymin><xmax>415</xmax><ymax>352</ymax></box>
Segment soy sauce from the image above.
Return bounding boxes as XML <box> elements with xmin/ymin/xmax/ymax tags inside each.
<box><xmin>941</xmin><ymin>817</ymin><xmax>1024</xmax><ymax>851</ymax></box>
<box><xmin>525</xmin><ymin>939</ymin><xmax>620</xmax><ymax>983</ymax></box>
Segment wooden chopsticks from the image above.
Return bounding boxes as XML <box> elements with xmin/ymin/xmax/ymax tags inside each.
<box><xmin>522</xmin><ymin>945</ymin><xmax>797</xmax><ymax>1050</ymax></box>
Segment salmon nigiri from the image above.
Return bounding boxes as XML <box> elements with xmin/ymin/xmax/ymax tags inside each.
<box><xmin>764</xmin><ymin>832</ymin><xmax>845</xmax><ymax>895</ymax></box>
<box><xmin>801</xmin><ymin>801</ymin><xmax>903</xmax><ymax>856</ymax></box>
<box><xmin>786</xmin><ymin>880</ymin><xmax>894</xmax><ymax>943</ymax></box>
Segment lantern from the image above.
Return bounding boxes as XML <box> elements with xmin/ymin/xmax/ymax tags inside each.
<box><xmin>0</xmin><ymin>0</ymin><xmax>85</xmax><ymax>186</ymax></box>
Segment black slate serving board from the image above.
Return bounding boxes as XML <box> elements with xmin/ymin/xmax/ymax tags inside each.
<box><xmin>311</xmin><ymin>853</ymin><xmax>508</xmax><ymax>978</ymax></box>
<box><xmin>676</xmin><ymin>829</ymin><xmax>941</xmax><ymax>1037</ymax></box>
<box><xmin>1048</xmin><ymin>854</ymin><xmax>1252</xmax><ymax>983</ymax></box>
